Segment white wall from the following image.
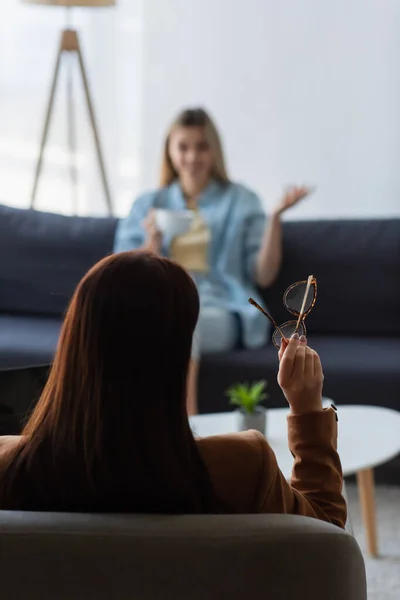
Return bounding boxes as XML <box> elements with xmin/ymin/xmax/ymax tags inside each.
<box><xmin>140</xmin><ymin>0</ymin><xmax>400</xmax><ymax>219</ymax></box>
<box><xmin>3</xmin><ymin>1</ymin><xmax>400</xmax><ymax>219</ymax></box>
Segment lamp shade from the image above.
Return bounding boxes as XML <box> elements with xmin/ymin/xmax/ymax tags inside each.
<box><xmin>22</xmin><ymin>1</ymin><xmax>116</xmax><ymax>6</ymax></box>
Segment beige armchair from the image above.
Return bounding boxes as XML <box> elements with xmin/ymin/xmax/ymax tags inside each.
<box><xmin>0</xmin><ymin>511</ymin><xmax>366</xmax><ymax>600</ymax></box>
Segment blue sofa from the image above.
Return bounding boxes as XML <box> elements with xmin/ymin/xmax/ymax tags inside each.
<box><xmin>1</xmin><ymin>203</ymin><xmax>399</xmax><ymax>424</ymax></box>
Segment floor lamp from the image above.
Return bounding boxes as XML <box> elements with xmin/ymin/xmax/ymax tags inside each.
<box><xmin>22</xmin><ymin>0</ymin><xmax>116</xmax><ymax>216</ymax></box>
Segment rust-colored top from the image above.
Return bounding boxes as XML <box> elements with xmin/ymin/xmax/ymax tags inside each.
<box><xmin>197</xmin><ymin>408</ymin><xmax>346</xmax><ymax>528</ymax></box>
<box><xmin>0</xmin><ymin>408</ymin><xmax>345</xmax><ymax>528</ymax></box>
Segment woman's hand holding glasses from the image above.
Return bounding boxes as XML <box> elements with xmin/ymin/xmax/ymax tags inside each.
<box><xmin>249</xmin><ymin>274</ymin><xmax>324</xmax><ymax>414</ymax></box>
<box><xmin>277</xmin><ymin>334</ymin><xmax>324</xmax><ymax>416</ymax></box>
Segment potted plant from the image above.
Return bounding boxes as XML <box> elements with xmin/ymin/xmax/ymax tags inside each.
<box><xmin>226</xmin><ymin>380</ymin><xmax>268</xmax><ymax>434</ymax></box>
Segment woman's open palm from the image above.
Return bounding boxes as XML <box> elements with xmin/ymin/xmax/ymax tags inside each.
<box><xmin>274</xmin><ymin>186</ymin><xmax>313</xmax><ymax>216</ymax></box>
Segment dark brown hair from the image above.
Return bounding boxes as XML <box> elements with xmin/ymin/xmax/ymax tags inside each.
<box><xmin>0</xmin><ymin>251</ymin><xmax>218</xmax><ymax>513</ymax></box>
<box><xmin>160</xmin><ymin>107</ymin><xmax>229</xmax><ymax>186</ymax></box>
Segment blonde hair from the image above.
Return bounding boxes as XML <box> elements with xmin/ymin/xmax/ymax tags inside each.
<box><xmin>159</xmin><ymin>108</ymin><xmax>229</xmax><ymax>187</ymax></box>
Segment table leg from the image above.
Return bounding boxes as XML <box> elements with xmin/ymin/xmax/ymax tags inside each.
<box><xmin>357</xmin><ymin>468</ymin><xmax>378</xmax><ymax>557</ymax></box>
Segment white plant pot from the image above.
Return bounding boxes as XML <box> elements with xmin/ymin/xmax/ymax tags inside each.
<box><xmin>235</xmin><ymin>407</ymin><xmax>266</xmax><ymax>435</ymax></box>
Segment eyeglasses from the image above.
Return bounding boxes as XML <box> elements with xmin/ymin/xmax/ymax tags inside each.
<box><xmin>249</xmin><ymin>274</ymin><xmax>317</xmax><ymax>348</ymax></box>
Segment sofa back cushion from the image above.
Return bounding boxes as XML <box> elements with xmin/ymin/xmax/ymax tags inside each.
<box><xmin>0</xmin><ymin>204</ymin><xmax>117</xmax><ymax>317</ymax></box>
<box><xmin>1</xmin><ymin>205</ymin><xmax>399</xmax><ymax>336</ymax></box>
<box><xmin>0</xmin><ymin>512</ymin><xmax>366</xmax><ymax>600</ymax></box>
<box><xmin>261</xmin><ymin>218</ymin><xmax>400</xmax><ymax>336</ymax></box>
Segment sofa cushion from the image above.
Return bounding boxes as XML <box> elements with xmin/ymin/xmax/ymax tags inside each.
<box><xmin>0</xmin><ymin>315</ymin><xmax>61</xmax><ymax>370</ymax></box>
<box><xmin>261</xmin><ymin>219</ymin><xmax>400</xmax><ymax>336</ymax></box>
<box><xmin>0</xmin><ymin>512</ymin><xmax>366</xmax><ymax>600</ymax></box>
<box><xmin>199</xmin><ymin>335</ymin><xmax>400</xmax><ymax>414</ymax></box>
<box><xmin>0</xmin><ymin>204</ymin><xmax>117</xmax><ymax>317</ymax></box>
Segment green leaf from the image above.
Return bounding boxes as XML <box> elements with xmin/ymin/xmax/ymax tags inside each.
<box><xmin>229</xmin><ymin>398</ymin><xmax>244</xmax><ymax>407</ymax></box>
<box><xmin>226</xmin><ymin>379</ymin><xmax>269</xmax><ymax>412</ymax></box>
<box><xmin>249</xmin><ymin>380</ymin><xmax>267</xmax><ymax>402</ymax></box>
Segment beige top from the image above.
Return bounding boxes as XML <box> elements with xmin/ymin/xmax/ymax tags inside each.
<box><xmin>170</xmin><ymin>210</ymin><xmax>211</xmax><ymax>274</ymax></box>
<box><xmin>0</xmin><ymin>409</ymin><xmax>346</xmax><ymax>528</ymax></box>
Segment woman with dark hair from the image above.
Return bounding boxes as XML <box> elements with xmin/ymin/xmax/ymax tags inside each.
<box><xmin>114</xmin><ymin>107</ymin><xmax>313</xmax><ymax>414</ymax></box>
<box><xmin>0</xmin><ymin>252</ymin><xmax>345</xmax><ymax>529</ymax></box>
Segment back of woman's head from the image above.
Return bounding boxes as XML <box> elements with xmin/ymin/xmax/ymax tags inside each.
<box><xmin>57</xmin><ymin>250</ymin><xmax>199</xmax><ymax>421</ymax></box>
<box><xmin>0</xmin><ymin>252</ymin><xmax>218</xmax><ymax>513</ymax></box>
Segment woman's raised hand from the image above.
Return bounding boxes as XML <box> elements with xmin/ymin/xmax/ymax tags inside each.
<box><xmin>273</xmin><ymin>186</ymin><xmax>314</xmax><ymax>216</ymax></box>
<box><xmin>277</xmin><ymin>334</ymin><xmax>324</xmax><ymax>415</ymax></box>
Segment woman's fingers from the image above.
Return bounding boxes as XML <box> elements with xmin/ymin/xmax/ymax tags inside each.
<box><xmin>291</xmin><ymin>342</ymin><xmax>306</xmax><ymax>383</ymax></box>
<box><xmin>143</xmin><ymin>210</ymin><xmax>161</xmax><ymax>238</ymax></box>
<box><xmin>278</xmin><ymin>339</ymin><xmax>324</xmax><ymax>414</ymax></box>
<box><xmin>278</xmin><ymin>338</ymin><xmax>288</xmax><ymax>361</ymax></box>
<box><xmin>313</xmin><ymin>350</ymin><xmax>324</xmax><ymax>383</ymax></box>
<box><xmin>279</xmin><ymin>337</ymin><xmax>321</xmax><ymax>390</ymax></box>
<box><xmin>278</xmin><ymin>336</ymin><xmax>300</xmax><ymax>383</ymax></box>
<box><xmin>143</xmin><ymin>209</ymin><xmax>155</xmax><ymax>227</ymax></box>
<box><xmin>304</xmin><ymin>346</ymin><xmax>314</xmax><ymax>379</ymax></box>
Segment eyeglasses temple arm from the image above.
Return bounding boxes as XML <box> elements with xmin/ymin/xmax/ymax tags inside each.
<box><xmin>294</xmin><ymin>274</ymin><xmax>314</xmax><ymax>334</ymax></box>
<box><xmin>248</xmin><ymin>298</ymin><xmax>288</xmax><ymax>342</ymax></box>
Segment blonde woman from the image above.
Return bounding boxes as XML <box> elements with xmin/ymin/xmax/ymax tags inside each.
<box><xmin>114</xmin><ymin>108</ymin><xmax>311</xmax><ymax>414</ymax></box>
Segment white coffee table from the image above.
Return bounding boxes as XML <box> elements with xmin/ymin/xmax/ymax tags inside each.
<box><xmin>190</xmin><ymin>404</ymin><xmax>400</xmax><ymax>557</ymax></box>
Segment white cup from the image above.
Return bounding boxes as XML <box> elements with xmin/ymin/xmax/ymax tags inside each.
<box><xmin>154</xmin><ymin>209</ymin><xmax>194</xmax><ymax>238</ymax></box>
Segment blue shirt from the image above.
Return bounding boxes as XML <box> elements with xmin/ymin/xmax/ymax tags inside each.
<box><xmin>114</xmin><ymin>180</ymin><xmax>269</xmax><ymax>349</ymax></box>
